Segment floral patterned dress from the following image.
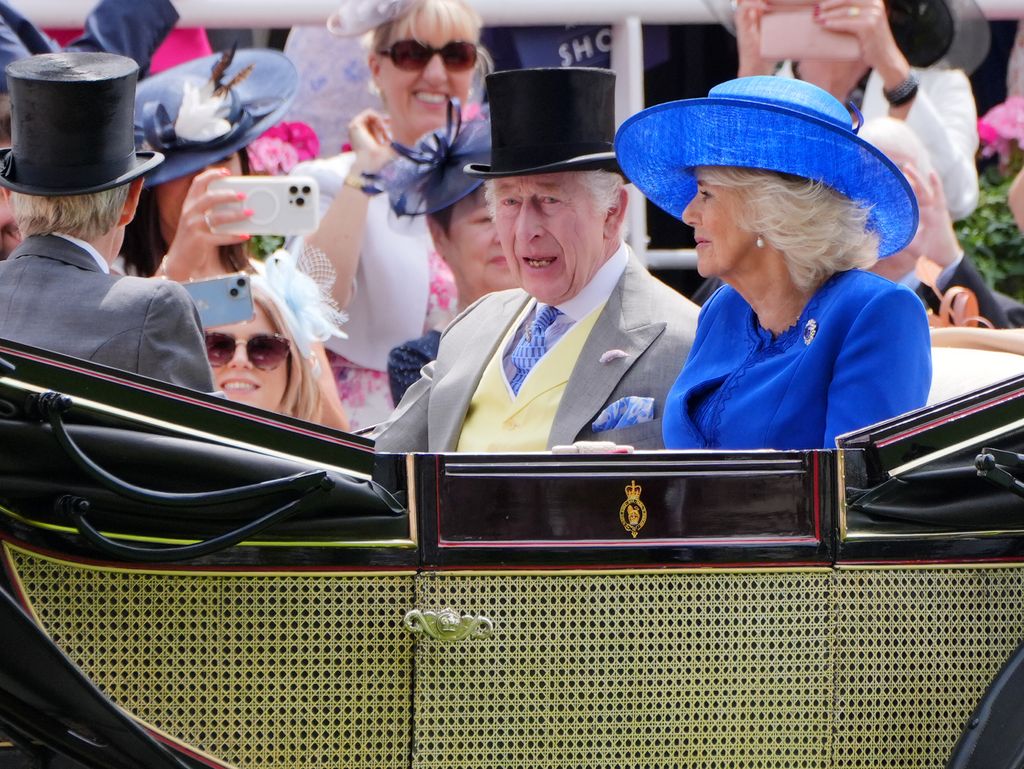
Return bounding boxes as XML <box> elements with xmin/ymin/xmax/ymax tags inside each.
<box><xmin>327</xmin><ymin>250</ymin><xmax>456</xmax><ymax>430</ymax></box>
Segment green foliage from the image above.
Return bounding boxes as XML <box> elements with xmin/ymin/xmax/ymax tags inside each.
<box><xmin>955</xmin><ymin>157</ymin><xmax>1024</xmax><ymax>303</ymax></box>
<box><xmin>247</xmin><ymin>234</ymin><xmax>285</xmax><ymax>261</ymax></box>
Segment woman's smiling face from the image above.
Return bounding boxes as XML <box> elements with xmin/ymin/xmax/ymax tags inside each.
<box><xmin>209</xmin><ymin>302</ymin><xmax>290</xmax><ymax>413</ymax></box>
<box><xmin>368</xmin><ymin>8</ymin><xmax>479</xmax><ymax>145</ymax></box>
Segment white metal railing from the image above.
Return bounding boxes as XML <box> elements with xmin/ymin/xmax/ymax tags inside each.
<box><xmin>27</xmin><ymin>0</ymin><xmax>1024</xmax><ymax>25</ymax></box>
<box><xmin>25</xmin><ymin>0</ymin><xmax>1024</xmax><ymax>267</ymax></box>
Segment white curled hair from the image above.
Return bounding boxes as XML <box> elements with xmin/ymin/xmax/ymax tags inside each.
<box><xmin>698</xmin><ymin>166</ymin><xmax>878</xmax><ymax>292</ymax></box>
<box><xmin>483</xmin><ymin>170</ymin><xmax>626</xmax><ymax>236</ymax></box>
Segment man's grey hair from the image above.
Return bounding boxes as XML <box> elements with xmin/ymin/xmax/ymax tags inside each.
<box><xmin>576</xmin><ymin>169</ymin><xmax>624</xmax><ymax>216</ymax></box>
<box><xmin>10</xmin><ymin>183</ymin><xmax>131</xmax><ymax>240</ymax></box>
<box><xmin>484</xmin><ymin>169</ymin><xmax>625</xmax><ymax>220</ymax></box>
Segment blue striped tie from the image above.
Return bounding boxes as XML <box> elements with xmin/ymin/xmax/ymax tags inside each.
<box><xmin>509</xmin><ymin>305</ymin><xmax>562</xmax><ymax>395</ymax></box>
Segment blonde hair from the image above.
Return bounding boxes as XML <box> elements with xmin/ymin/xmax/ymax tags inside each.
<box><xmin>698</xmin><ymin>166</ymin><xmax>878</xmax><ymax>292</ymax></box>
<box><xmin>10</xmin><ymin>184</ymin><xmax>130</xmax><ymax>240</ymax></box>
<box><xmin>367</xmin><ymin>0</ymin><xmax>492</xmax><ymax>79</ymax></box>
<box><xmin>253</xmin><ymin>288</ymin><xmax>322</xmax><ymax>423</ymax></box>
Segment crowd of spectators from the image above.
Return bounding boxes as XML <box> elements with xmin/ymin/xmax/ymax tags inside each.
<box><xmin>1</xmin><ymin>0</ymin><xmax>1023</xmax><ymax>451</ymax></box>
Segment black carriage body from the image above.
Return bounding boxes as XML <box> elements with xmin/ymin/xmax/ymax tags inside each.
<box><xmin>1</xmin><ymin>339</ymin><xmax>1023</xmax><ymax>769</ymax></box>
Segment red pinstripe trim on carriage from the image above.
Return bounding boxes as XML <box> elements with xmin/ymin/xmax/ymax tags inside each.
<box><xmin>0</xmin><ymin>345</ymin><xmax>371</xmax><ymax>451</ymax></box>
<box><xmin>875</xmin><ymin>389</ymin><xmax>1024</xmax><ymax>448</ymax></box>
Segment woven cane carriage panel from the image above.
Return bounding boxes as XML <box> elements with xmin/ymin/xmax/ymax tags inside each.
<box><xmin>8</xmin><ymin>547</ymin><xmax>415</xmax><ymax>769</ymax></box>
<box><xmin>832</xmin><ymin>567</ymin><xmax>1024</xmax><ymax>769</ymax></box>
<box><xmin>413</xmin><ymin>571</ymin><xmax>835</xmax><ymax>769</ymax></box>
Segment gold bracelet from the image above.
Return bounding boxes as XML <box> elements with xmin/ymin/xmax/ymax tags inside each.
<box><xmin>343</xmin><ymin>171</ymin><xmax>379</xmax><ymax>196</ymax></box>
<box><xmin>344</xmin><ymin>172</ymin><xmax>368</xmax><ymax>193</ymax></box>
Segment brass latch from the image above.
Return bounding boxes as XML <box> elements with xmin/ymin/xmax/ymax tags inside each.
<box><xmin>403</xmin><ymin>608</ymin><xmax>494</xmax><ymax>641</ymax></box>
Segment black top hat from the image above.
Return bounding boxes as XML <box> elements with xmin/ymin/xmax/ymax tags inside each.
<box><xmin>465</xmin><ymin>67</ymin><xmax>620</xmax><ymax>178</ymax></box>
<box><xmin>0</xmin><ymin>53</ymin><xmax>163</xmax><ymax>196</ymax></box>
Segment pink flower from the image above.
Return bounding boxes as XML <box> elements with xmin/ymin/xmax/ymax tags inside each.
<box><xmin>978</xmin><ymin>117</ymin><xmax>1000</xmax><ymax>148</ymax></box>
<box><xmin>247</xmin><ymin>136</ymin><xmax>300</xmax><ymax>175</ymax></box>
<box><xmin>979</xmin><ymin>97</ymin><xmax>1024</xmax><ymax>165</ymax></box>
<box><xmin>247</xmin><ymin>121</ymin><xmax>321</xmax><ymax>174</ymax></box>
<box><xmin>983</xmin><ymin>97</ymin><xmax>1024</xmax><ymax>142</ymax></box>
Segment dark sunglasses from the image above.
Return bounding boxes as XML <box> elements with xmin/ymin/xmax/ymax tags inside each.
<box><xmin>378</xmin><ymin>40</ymin><xmax>478</xmax><ymax>72</ymax></box>
<box><xmin>205</xmin><ymin>332</ymin><xmax>291</xmax><ymax>371</ymax></box>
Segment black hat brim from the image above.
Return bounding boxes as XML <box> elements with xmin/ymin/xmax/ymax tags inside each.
<box><xmin>464</xmin><ymin>151</ymin><xmax>621</xmax><ymax>179</ymax></box>
<box><xmin>0</xmin><ymin>150</ymin><xmax>164</xmax><ymax>196</ymax></box>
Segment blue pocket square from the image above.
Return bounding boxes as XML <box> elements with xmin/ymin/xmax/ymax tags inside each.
<box><xmin>592</xmin><ymin>396</ymin><xmax>655</xmax><ymax>433</ymax></box>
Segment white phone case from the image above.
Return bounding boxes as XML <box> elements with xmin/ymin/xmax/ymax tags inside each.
<box><xmin>209</xmin><ymin>175</ymin><xmax>320</xmax><ymax>236</ymax></box>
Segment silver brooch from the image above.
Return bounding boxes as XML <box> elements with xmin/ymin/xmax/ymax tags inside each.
<box><xmin>803</xmin><ymin>319</ymin><xmax>818</xmax><ymax>346</ymax></box>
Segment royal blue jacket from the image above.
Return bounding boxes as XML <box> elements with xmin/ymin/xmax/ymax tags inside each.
<box><xmin>663</xmin><ymin>269</ymin><xmax>932</xmax><ymax>450</ymax></box>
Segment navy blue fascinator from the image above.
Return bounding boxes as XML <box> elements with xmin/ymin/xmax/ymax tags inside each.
<box><xmin>134</xmin><ymin>47</ymin><xmax>298</xmax><ymax>188</ymax></box>
<box><xmin>377</xmin><ymin>101</ymin><xmax>491</xmax><ymax>217</ymax></box>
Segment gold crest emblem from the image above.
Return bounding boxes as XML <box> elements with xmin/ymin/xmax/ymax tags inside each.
<box><xmin>619</xmin><ymin>480</ymin><xmax>647</xmax><ymax>538</ymax></box>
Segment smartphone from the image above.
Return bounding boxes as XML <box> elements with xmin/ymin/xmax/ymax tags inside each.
<box><xmin>208</xmin><ymin>175</ymin><xmax>320</xmax><ymax>236</ymax></box>
<box><xmin>183</xmin><ymin>273</ymin><xmax>255</xmax><ymax>329</ymax></box>
<box><xmin>759</xmin><ymin>5</ymin><xmax>861</xmax><ymax>62</ymax></box>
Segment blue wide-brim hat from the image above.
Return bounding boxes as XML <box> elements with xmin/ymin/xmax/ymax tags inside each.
<box><xmin>135</xmin><ymin>49</ymin><xmax>298</xmax><ymax>188</ymax></box>
<box><xmin>614</xmin><ymin>76</ymin><xmax>918</xmax><ymax>258</ymax></box>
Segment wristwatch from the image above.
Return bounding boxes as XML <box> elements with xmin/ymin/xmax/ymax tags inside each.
<box><xmin>883</xmin><ymin>72</ymin><xmax>920</xmax><ymax>107</ymax></box>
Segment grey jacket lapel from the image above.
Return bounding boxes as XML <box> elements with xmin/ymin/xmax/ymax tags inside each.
<box><xmin>430</xmin><ymin>291</ymin><xmax>531</xmax><ymax>450</ymax></box>
<box><xmin>548</xmin><ymin>254</ymin><xmax>666</xmax><ymax>447</ymax></box>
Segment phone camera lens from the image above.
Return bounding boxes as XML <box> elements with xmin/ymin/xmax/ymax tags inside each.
<box><xmin>302</xmin><ymin>186</ymin><xmax>311</xmax><ymax>194</ymax></box>
<box><xmin>289</xmin><ymin>186</ymin><xmax>298</xmax><ymax>194</ymax></box>
<box><xmin>296</xmin><ymin>197</ymin><xmax>305</xmax><ymax>206</ymax></box>
<box><xmin>229</xmin><ymin>288</ymin><xmax>239</xmax><ymax>297</ymax></box>
<box><xmin>236</xmin><ymin>278</ymin><xmax>246</xmax><ymax>287</ymax></box>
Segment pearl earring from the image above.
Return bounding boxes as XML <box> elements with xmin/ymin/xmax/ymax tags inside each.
<box><xmin>756</xmin><ymin>235</ymin><xmax>765</xmax><ymax>248</ymax></box>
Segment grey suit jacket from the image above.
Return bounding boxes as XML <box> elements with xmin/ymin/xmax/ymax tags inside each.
<box><xmin>374</xmin><ymin>253</ymin><xmax>700</xmax><ymax>452</ymax></box>
<box><xmin>0</xmin><ymin>235</ymin><xmax>214</xmax><ymax>391</ymax></box>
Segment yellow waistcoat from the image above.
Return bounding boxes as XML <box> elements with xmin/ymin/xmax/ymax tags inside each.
<box><xmin>456</xmin><ymin>303</ymin><xmax>604</xmax><ymax>452</ymax></box>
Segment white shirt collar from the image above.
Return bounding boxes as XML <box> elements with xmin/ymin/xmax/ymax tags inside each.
<box><xmin>52</xmin><ymin>232</ymin><xmax>109</xmax><ymax>274</ymax></box>
<box><xmin>552</xmin><ymin>241</ymin><xmax>628</xmax><ymax>322</ymax></box>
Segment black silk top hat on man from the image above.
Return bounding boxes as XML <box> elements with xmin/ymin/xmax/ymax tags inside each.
<box><xmin>0</xmin><ymin>52</ymin><xmax>163</xmax><ymax>196</ymax></box>
<box><xmin>464</xmin><ymin>67</ymin><xmax>620</xmax><ymax>178</ymax></box>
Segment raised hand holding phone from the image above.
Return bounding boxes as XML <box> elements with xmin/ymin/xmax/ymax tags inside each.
<box><xmin>758</xmin><ymin>0</ymin><xmax>861</xmax><ymax>62</ymax></box>
<box><xmin>209</xmin><ymin>176</ymin><xmax>321</xmax><ymax>236</ymax></box>
<box><xmin>158</xmin><ymin>167</ymin><xmax>253</xmax><ymax>281</ymax></box>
